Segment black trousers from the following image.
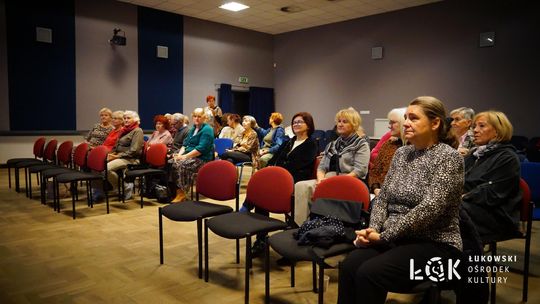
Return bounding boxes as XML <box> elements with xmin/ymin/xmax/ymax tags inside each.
<box><xmin>220</xmin><ymin>150</ymin><xmax>251</xmax><ymax>164</ymax></box>
<box><xmin>338</xmin><ymin>241</ymin><xmax>461</xmax><ymax>304</ymax></box>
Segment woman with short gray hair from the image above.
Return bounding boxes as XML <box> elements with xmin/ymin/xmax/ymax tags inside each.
<box><xmin>450</xmin><ymin>107</ymin><xmax>475</xmax><ymax>155</ymax></box>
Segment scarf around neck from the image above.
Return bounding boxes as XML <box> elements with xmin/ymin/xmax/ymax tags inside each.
<box><xmin>121</xmin><ymin>122</ymin><xmax>139</xmax><ymax>137</ymax></box>
<box><xmin>326</xmin><ymin>133</ymin><xmax>364</xmax><ymax>158</ymax></box>
<box><xmin>472</xmin><ymin>141</ymin><xmax>499</xmax><ymax>159</ymax></box>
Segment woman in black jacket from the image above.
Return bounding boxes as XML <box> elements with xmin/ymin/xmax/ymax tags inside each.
<box><xmin>462</xmin><ymin>110</ymin><xmax>522</xmax><ymax>242</ymax></box>
<box><xmin>268</xmin><ymin>112</ymin><xmax>318</xmax><ymax>183</ymax></box>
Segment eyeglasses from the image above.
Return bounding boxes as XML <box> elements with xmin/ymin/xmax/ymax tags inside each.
<box><xmin>292</xmin><ymin>120</ymin><xmax>305</xmax><ymax>125</ymax></box>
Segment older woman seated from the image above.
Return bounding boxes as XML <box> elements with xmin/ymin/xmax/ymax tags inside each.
<box><xmin>85</xmin><ymin>107</ymin><xmax>113</xmax><ymax>148</ymax></box>
<box><xmin>94</xmin><ymin>110</ymin><xmax>144</xmax><ymax>200</ymax></box>
<box><xmin>254</xmin><ymin>112</ymin><xmax>286</xmax><ymax>168</ymax></box>
<box><xmin>294</xmin><ymin>107</ymin><xmax>370</xmax><ymax>225</ymax></box>
<box><xmin>102</xmin><ymin>110</ymin><xmax>124</xmax><ymax>150</ymax></box>
<box><xmin>338</xmin><ymin>96</ymin><xmax>463</xmax><ymax>304</ymax></box>
<box><xmin>147</xmin><ymin>115</ymin><xmax>173</xmax><ymax>147</ymax></box>
<box><xmin>219</xmin><ymin>115</ymin><xmax>259</xmax><ymax>165</ymax></box>
<box><xmin>169</xmin><ymin>108</ymin><xmax>214</xmax><ymax>202</ymax></box>
<box><xmin>368</xmin><ymin>107</ymin><xmax>406</xmax><ymax>195</ymax></box>
<box><xmin>462</xmin><ymin>110</ymin><xmax>522</xmax><ymax>242</ymax></box>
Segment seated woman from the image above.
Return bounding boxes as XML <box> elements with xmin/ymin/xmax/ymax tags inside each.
<box><xmin>94</xmin><ymin>110</ymin><xmax>144</xmax><ymax>200</ymax></box>
<box><xmin>85</xmin><ymin>107</ymin><xmax>113</xmax><ymax>148</ymax></box>
<box><xmin>147</xmin><ymin>115</ymin><xmax>173</xmax><ymax>147</ymax></box>
<box><xmin>218</xmin><ymin>113</ymin><xmax>244</xmax><ymax>140</ymax></box>
<box><xmin>462</xmin><ymin>110</ymin><xmax>521</xmax><ymax>242</ymax></box>
<box><xmin>368</xmin><ymin>107</ymin><xmax>406</xmax><ymax>195</ymax></box>
<box><xmin>169</xmin><ymin>108</ymin><xmax>214</xmax><ymax>203</ymax></box>
<box><xmin>102</xmin><ymin>111</ymin><xmax>124</xmax><ymax>150</ymax></box>
<box><xmin>219</xmin><ymin>115</ymin><xmax>259</xmax><ymax>165</ymax></box>
<box><xmin>294</xmin><ymin>107</ymin><xmax>370</xmax><ymax>225</ymax></box>
<box><xmin>254</xmin><ymin>112</ymin><xmax>286</xmax><ymax>168</ymax></box>
<box><xmin>338</xmin><ymin>96</ymin><xmax>463</xmax><ymax>304</ymax></box>
<box><xmin>450</xmin><ymin>107</ymin><xmax>475</xmax><ymax>156</ymax></box>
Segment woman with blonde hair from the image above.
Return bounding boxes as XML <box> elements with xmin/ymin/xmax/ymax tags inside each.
<box><xmin>462</xmin><ymin>110</ymin><xmax>521</xmax><ymax>241</ymax></box>
<box><xmin>169</xmin><ymin>108</ymin><xmax>214</xmax><ymax>202</ymax></box>
<box><xmin>368</xmin><ymin>107</ymin><xmax>406</xmax><ymax>195</ymax></box>
<box><xmin>293</xmin><ymin>107</ymin><xmax>370</xmax><ymax>225</ymax></box>
<box><xmin>85</xmin><ymin>107</ymin><xmax>113</xmax><ymax>148</ymax></box>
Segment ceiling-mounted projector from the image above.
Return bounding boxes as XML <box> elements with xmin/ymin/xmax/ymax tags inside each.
<box><xmin>109</xmin><ymin>28</ymin><xmax>126</xmax><ymax>46</ymax></box>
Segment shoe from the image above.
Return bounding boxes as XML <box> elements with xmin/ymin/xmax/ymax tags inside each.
<box><xmin>91</xmin><ymin>188</ymin><xmax>105</xmax><ymax>203</ymax></box>
<box><xmin>239</xmin><ymin>202</ymin><xmax>254</xmax><ymax>213</ymax></box>
<box><xmin>171</xmin><ymin>189</ymin><xmax>186</xmax><ymax>203</ymax></box>
<box><xmin>251</xmin><ymin>239</ymin><xmax>266</xmax><ymax>257</ymax></box>
<box><xmin>124</xmin><ymin>183</ymin><xmax>134</xmax><ymax>200</ymax></box>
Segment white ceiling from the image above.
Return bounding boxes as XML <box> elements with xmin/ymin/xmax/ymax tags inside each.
<box><xmin>117</xmin><ymin>0</ymin><xmax>440</xmax><ymax>35</ymax></box>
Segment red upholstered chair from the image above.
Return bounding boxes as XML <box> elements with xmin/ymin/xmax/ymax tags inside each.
<box><xmin>17</xmin><ymin>139</ymin><xmax>58</xmax><ymax>198</ymax></box>
<box><xmin>55</xmin><ymin>145</ymin><xmax>110</xmax><ymax>219</ymax></box>
<box><xmin>7</xmin><ymin>137</ymin><xmax>46</xmax><ymax>190</ymax></box>
<box><xmin>204</xmin><ymin>166</ymin><xmax>294</xmax><ymax>304</ymax></box>
<box><xmin>159</xmin><ymin>160</ymin><xmax>239</xmax><ymax>278</ymax></box>
<box><xmin>265</xmin><ymin>175</ymin><xmax>370</xmax><ymax>304</ymax></box>
<box><xmin>484</xmin><ymin>178</ymin><xmax>533</xmax><ymax>303</ymax></box>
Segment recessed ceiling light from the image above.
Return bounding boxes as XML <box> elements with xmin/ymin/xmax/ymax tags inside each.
<box><xmin>219</xmin><ymin>2</ymin><xmax>249</xmax><ymax>12</ymax></box>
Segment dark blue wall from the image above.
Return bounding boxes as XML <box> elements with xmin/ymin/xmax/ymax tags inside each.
<box><xmin>138</xmin><ymin>7</ymin><xmax>183</xmax><ymax>130</ymax></box>
<box><xmin>6</xmin><ymin>0</ymin><xmax>75</xmax><ymax>130</ymax></box>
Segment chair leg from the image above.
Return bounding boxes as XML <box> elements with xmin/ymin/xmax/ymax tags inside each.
<box><xmin>8</xmin><ymin>166</ymin><xmax>12</xmax><ymax>189</ymax></box>
<box><xmin>15</xmin><ymin>167</ymin><xmax>20</xmax><ymax>192</ymax></box>
<box><xmin>291</xmin><ymin>262</ymin><xmax>295</xmax><ymax>287</ymax></box>
<box><xmin>71</xmin><ymin>182</ymin><xmax>77</xmax><ymax>220</ymax></box>
<box><xmin>204</xmin><ymin>219</ymin><xmax>209</xmax><ymax>282</ymax></box>
<box><xmin>197</xmin><ymin>218</ymin><xmax>203</xmax><ymax>279</ymax></box>
<box><xmin>140</xmin><ymin>177</ymin><xmax>145</xmax><ymax>208</ymax></box>
<box><xmin>236</xmin><ymin>239</ymin><xmax>240</xmax><ymax>264</ymax></box>
<box><xmin>312</xmin><ymin>261</ymin><xmax>317</xmax><ymax>292</ymax></box>
<box><xmin>245</xmin><ymin>235</ymin><xmax>251</xmax><ymax>304</ymax></box>
<box><xmin>524</xmin><ymin>234</ymin><xmax>531</xmax><ymax>302</ymax></box>
<box><xmin>28</xmin><ymin>171</ymin><xmax>33</xmax><ymax>199</ymax></box>
<box><xmin>55</xmin><ymin>179</ymin><xmax>61</xmax><ymax>213</ymax></box>
<box><xmin>264</xmin><ymin>236</ymin><xmax>270</xmax><ymax>304</ymax></box>
<box><xmin>104</xmin><ymin>180</ymin><xmax>110</xmax><ymax>214</ymax></box>
<box><xmin>159</xmin><ymin>207</ymin><xmax>164</xmax><ymax>265</ymax></box>
<box><xmin>318</xmin><ymin>263</ymin><xmax>324</xmax><ymax>304</ymax></box>
<box><xmin>490</xmin><ymin>242</ymin><xmax>497</xmax><ymax>304</ymax></box>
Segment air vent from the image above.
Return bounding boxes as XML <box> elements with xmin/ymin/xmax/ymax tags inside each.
<box><xmin>280</xmin><ymin>5</ymin><xmax>303</xmax><ymax>13</ymax></box>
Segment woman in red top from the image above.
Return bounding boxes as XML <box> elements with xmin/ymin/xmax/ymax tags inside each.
<box><xmin>102</xmin><ymin>111</ymin><xmax>124</xmax><ymax>150</ymax></box>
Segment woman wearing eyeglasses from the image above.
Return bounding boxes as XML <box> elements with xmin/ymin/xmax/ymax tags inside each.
<box><xmin>462</xmin><ymin>110</ymin><xmax>522</xmax><ymax>242</ymax></box>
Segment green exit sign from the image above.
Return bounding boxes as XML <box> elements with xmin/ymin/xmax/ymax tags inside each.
<box><xmin>238</xmin><ymin>76</ymin><xmax>249</xmax><ymax>84</ymax></box>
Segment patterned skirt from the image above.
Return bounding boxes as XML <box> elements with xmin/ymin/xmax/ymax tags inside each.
<box><xmin>169</xmin><ymin>158</ymin><xmax>206</xmax><ymax>192</ymax></box>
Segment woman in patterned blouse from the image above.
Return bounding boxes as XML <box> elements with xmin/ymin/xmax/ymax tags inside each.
<box><xmin>85</xmin><ymin>107</ymin><xmax>113</xmax><ymax>148</ymax></box>
<box><xmin>219</xmin><ymin>115</ymin><xmax>259</xmax><ymax>165</ymax></box>
<box><xmin>338</xmin><ymin>96</ymin><xmax>463</xmax><ymax>304</ymax></box>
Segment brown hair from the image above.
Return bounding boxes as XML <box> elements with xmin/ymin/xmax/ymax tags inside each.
<box><xmin>270</xmin><ymin>112</ymin><xmax>284</xmax><ymax>125</ymax></box>
<box><xmin>409</xmin><ymin>96</ymin><xmax>458</xmax><ymax>148</ymax></box>
<box><xmin>292</xmin><ymin>112</ymin><xmax>315</xmax><ymax>137</ymax></box>
<box><xmin>153</xmin><ymin>115</ymin><xmax>170</xmax><ymax>130</ymax></box>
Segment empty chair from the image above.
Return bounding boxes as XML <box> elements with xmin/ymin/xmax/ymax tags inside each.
<box><xmin>55</xmin><ymin>145</ymin><xmax>110</xmax><ymax>219</ymax></box>
<box><xmin>28</xmin><ymin>140</ymin><xmax>73</xmax><ymax>199</ymax></box>
<box><xmin>16</xmin><ymin>139</ymin><xmax>57</xmax><ymax>197</ymax></box>
<box><xmin>520</xmin><ymin>161</ymin><xmax>540</xmax><ymax>219</ymax></box>
<box><xmin>159</xmin><ymin>160</ymin><xmax>239</xmax><ymax>278</ymax></box>
<box><xmin>204</xmin><ymin>166</ymin><xmax>294</xmax><ymax>304</ymax></box>
<box><xmin>6</xmin><ymin>137</ymin><xmax>46</xmax><ymax>190</ymax></box>
<box><xmin>264</xmin><ymin>175</ymin><xmax>370</xmax><ymax>304</ymax></box>
<box><xmin>214</xmin><ymin>138</ymin><xmax>234</xmax><ymax>158</ymax></box>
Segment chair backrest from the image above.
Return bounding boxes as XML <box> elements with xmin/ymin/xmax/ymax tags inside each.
<box><xmin>312</xmin><ymin>175</ymin><xmax>370</xmax><ymax>211</ymax></box>
<box><xmin>43</xmin><ymin>139</ymin><xmax>58</xmax><ymax>163</ymax></box>
<box><xmin>33</xmin><ymin>137</ymin><xmax>46</xmax><ymax>158</ymax></box>
<box><xmin>214</xmin><ymin>138</ymin><xmax>234</xmax><ymax>156</ymax></box>
<box><xmin>519</xmin><ymin>178</ymin><xmax>532</xmax><ymax>222</ymax></box>
<box><xmin>246</xmin><ymin>166</ymin><xmax>294</xmax><ymax>213</ymax></box>
<box><xmin>145</xmin><ymin>143</ymin><xmax>168</xmax><ymax>167</ymax></box>
<box><xmin>520</xmin><ymin>161</ymin><xmax>540</xmax><ymax>203</ymax></box>
<box><xmin>56</xmin><ymin>141</ymin><xmax>74</xmax><ymax>166</ymax></box>
<box><xmin>73</xmin><ymin>143</ymin><xmax>89</xmax><ymax>168</ymax></box>
<box><xmin>311</xmin><ymin>156</ymin><xmax>322</xmax><ymax>179</ymax></box>
<box><xmin>86</xmin><ymin>145</ymin><xmax>109</xmax><ymax>172</ymax></box>
<box><xmin>196</xmin><ymin>160</ymin><xmax>238</xmax><ymax>200</ymax></box>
